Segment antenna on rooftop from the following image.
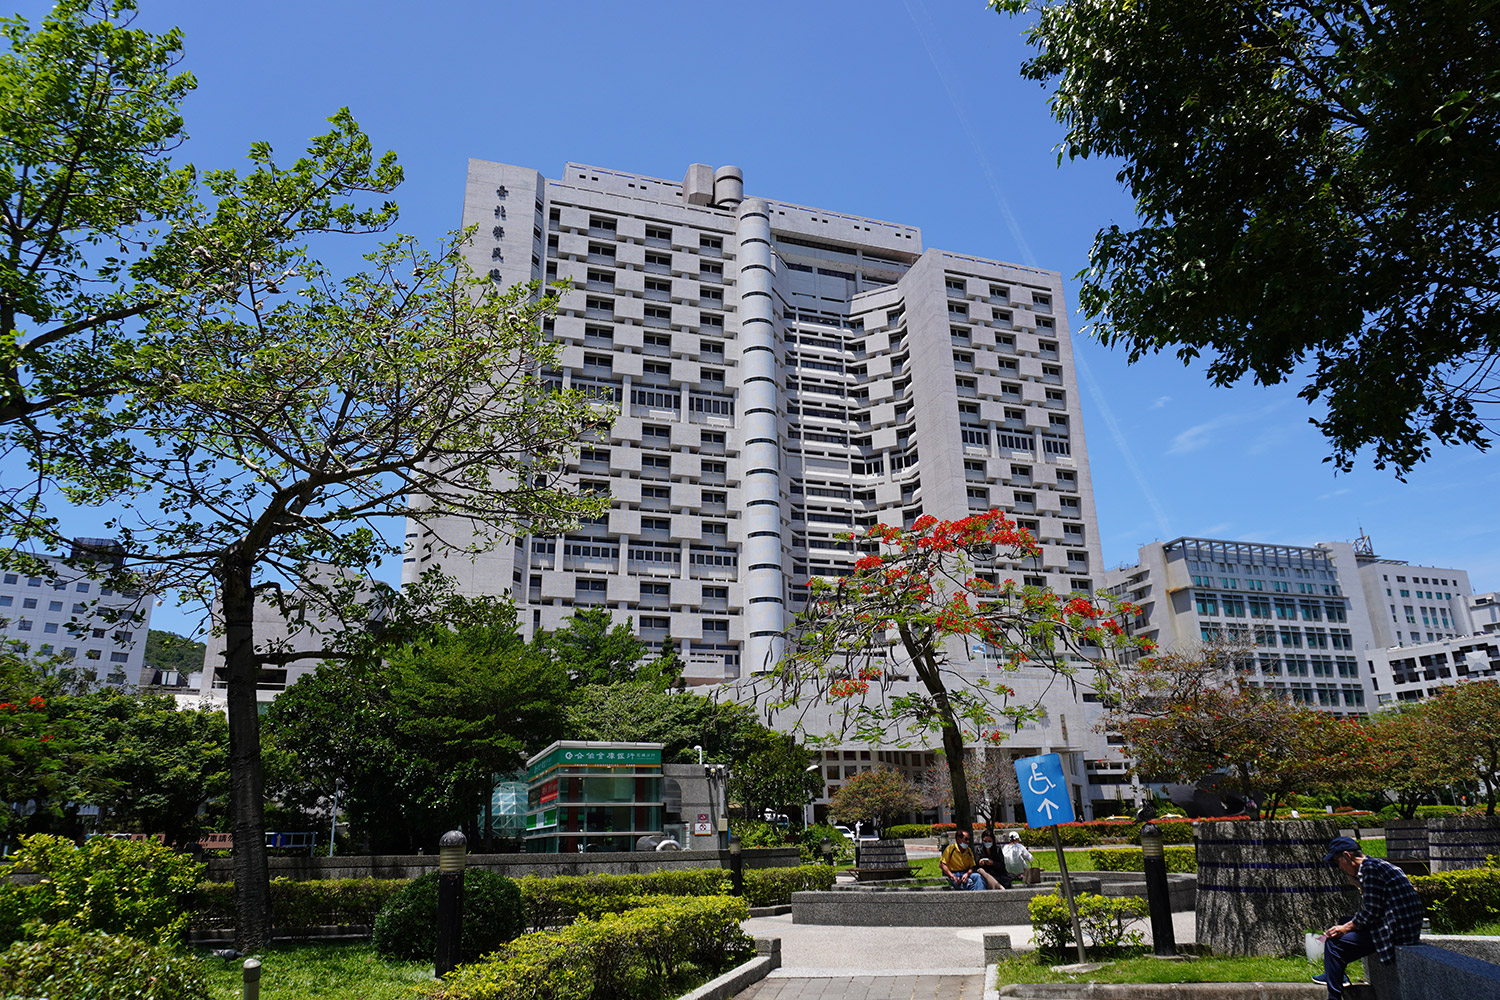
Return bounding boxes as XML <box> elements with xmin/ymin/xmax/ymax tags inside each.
<box><xmin>1353</xmin><ymin>526</ymin><xmax>1374</xmax><ymax>557</ymax></box>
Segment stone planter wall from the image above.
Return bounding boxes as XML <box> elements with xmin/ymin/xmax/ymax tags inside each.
<box><xmin>1428</xmin><ymin>816</ymin><xmax>1500</xmax><ymax>872</ymax></box>
<box><xmin>1194</xmin><ymin>819</ymin><xmax>1359</xmax><ymax>956</ymax></box>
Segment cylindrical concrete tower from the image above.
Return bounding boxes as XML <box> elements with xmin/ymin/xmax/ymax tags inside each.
<box><xmin>714</xmin><ymin>165</ymin><xmax>744</xmax><ymax>208</ymax></box>
<box><xmin>735</xmin><ymin>196</ymin><xmax>785</xmax><ymax>674</ymax></box>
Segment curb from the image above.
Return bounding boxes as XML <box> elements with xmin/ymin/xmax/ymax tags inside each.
<box><xmin>748</xmin><ymin>905</ymin><xmax>792</xmax><ymax>917</ymax></box>
<box><xmin>995</xmin><ymin>984</ymin><xmax>1326</xmax><ymax>998</ymax></box>
<box><xmin>677</xmin><ymin>937</ymin><xmax>781</xmax><ymax>1000</ymax></box>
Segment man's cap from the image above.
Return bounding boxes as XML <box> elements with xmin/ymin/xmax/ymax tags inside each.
<box><xmin>1007</xmin><ymin>831</ymin><xmax>1022</xmax><ymax>841</ymax></box>
<box><xmin>1323</xmin><ymin>836</ymin><xmax>1359</xmax><ymax>863</ymax></box>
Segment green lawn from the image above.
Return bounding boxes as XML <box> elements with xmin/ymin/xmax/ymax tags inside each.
<box><xmin>200</xmin><ymin>942</ymin><xmax>432</xmax><ymax>1000</ymax></box>
<box><xmin>993</xmin><ymin>953</ymin><xmax>1363</xmax><ymax>985</ymax></box>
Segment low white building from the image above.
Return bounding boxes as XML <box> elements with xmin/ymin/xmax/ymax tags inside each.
<box><xmin>1365</xmin><ymin>635</ymin><xmax>1500</xmax><ymax>705</ymax></box>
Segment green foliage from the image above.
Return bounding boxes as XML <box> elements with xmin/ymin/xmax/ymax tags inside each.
<box><xmin>742</xmin><ymin>865</ymin><xmax>837</xmax><ymax>907</ymax></box>
<box><xmin>426</xmin><ymin>896</ymin><xmax>752</xmax><ymax>1000</ymax></box>
<box><xmin>829</xmin><ymin>767</ymin><xmax>920</xmax><ymax>831</ymax></box>
<box><xmin>789</xmin><ymin>823</ymin><xmax>853</xmax><ymax>864</ymax></box>
<box><xmin>728</xmin><ymin>729</ymin><xmax>824</xmax><ymax>828</ymax></box>
<box><xmin>192</xmin><ymin>878</ymin><xmax>410</xmax><ymax>929</ymax></box>
<box><xmin>536</xmin><ymin>608</ymin><xmax>650</xmax><ymax>686</ymax></box>
<box><xmin>884</xmin><ymin>824</ymin><xmax>935</xmax><ymax>839</ymax></box>
<box><xmin>1410</xmin><ymin>868</ymin><xmax>1500</xmax><ymax>932</ymax></box>
<box><xmin>516</xmin><ymin>869</ymin><xmax>729</xmax><ymax>931</ymax></box>
<box><xmin>371</xmin><ymin>870</ymin><xmax>524</xmax><ymax>963</ymax></box>
<box><xmin>564</xmin><ymin>682</ymin><xmax>764</xmax><ymax>766</ymax></box>
<box><xmin>992</xmin><ymin>0</ymin><xmax>1500</xmax><ymax>473</ymax></box>
<box><xmin>143</xmin><ymin>630</ymin><xmax>206</xmax><ymax>676</ymax></box>
<box><xmin>1087</xmin><ymin>847</ymin><xmax>1197</xmax><ymax>873</ymax></box>
<box><xmin>0</xmin><ymin>834</ymin><xmax>203</xmax><ymax>947</ymax></box>
<box><xmin>0</xmin><ymin>927</ymin><xmax>209</xmax><ymax>1000</ymax></box>
<box><xmin>1028</xmin><ymin>892</ymin><xmax>1148</xmax><ymax>953</ymax></box>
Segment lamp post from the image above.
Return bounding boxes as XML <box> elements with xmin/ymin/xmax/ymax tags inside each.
<box><xmin>435</xmin><ymin>830</ymin><xmax>467</xmax><ymax>978</ymax></box>
<box><xmin>1140</xmin><ymin>822</ymin><xmax>1177</xmax><ymax>957</ymax></box>
<box><xmin>728</xmin><ymin>833</ymin><xmax>743</xmax><ymax>896</ymax></box>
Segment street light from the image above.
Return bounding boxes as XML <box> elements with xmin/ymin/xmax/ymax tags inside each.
<box><xmin>728</xmin><ymin>833</ymin><xmax>743</xmax><ymax>895</ymax></box>
<box><xmin>435</xmin><ymin>830</ymin><xmax>467</xmax><ymax>978</ymax></box>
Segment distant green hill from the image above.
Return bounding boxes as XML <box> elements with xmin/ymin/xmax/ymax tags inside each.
<box><xmin>144</xmin><ymin>629</ymin><xmax>207</xmax><ymax>674</ymax></box>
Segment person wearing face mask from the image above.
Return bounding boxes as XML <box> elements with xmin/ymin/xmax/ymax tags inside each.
<box><xmin>974</xmin><ymin>830</ymin><xmax>1007</xmax><ymax>887</ymax></box>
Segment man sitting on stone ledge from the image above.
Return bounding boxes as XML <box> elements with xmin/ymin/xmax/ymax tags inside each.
<box><xmin>1316</xmin><ymin>835</ymin><xmax>1423</xmax><ymax>999</ymax></box>
<box><xmin>941</xmin><ymin>829</ymin><xmax>1001</xmax><ymax>890</ymax></box>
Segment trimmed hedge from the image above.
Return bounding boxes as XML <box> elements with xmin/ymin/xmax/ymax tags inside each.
<box><xmin>372</xmin><ymin>871</ymin><xmax>525</xmax><ymax>963</ymax></box>
<box><xmin>518</xmin><ymin>869</ymin><xmax>729</xmax><ymax>931</ymax></box>
<box><xmin>1411</xmin><ymin>868</ymin><xmax>1500</xmax><ymax>932</ymax></box>
<box><xmin>424</xmin><ymin>896</ymin><xmax>753</xmax><ymax>1000</ymax></box>
<box><xmin>1087</xmin><ymin>846</ymin><xmax>1197</xmax><ymax>873</ymax></box>
<box><xmin>193</xmin><ymin>877</ymin><xmax>409</xmax><ymax>929</ymax></box>
<box><xmin>1028</xmin><ymin>892</ymin><xmax>1148</xmax><ymax>953</ymax></box>
<box><xmin>0</xmin><ymin>927</ymin><xmax>210</xmax><ymax>1000</ymax></box>
<box><xmin>743</xmin><ymin>864</ymin><xmax>836</xmax><ymax>907</ymax></box>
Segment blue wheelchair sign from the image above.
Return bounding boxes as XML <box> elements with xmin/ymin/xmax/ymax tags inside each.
<box><xmin>1014</xmin><ymin>753</ymin><xmax>1075</xmax><ymax>827</ymax></box>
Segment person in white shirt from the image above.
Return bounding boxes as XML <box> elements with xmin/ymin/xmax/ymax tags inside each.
<box><xmin>1001</xmin><ymin>830</ymin><xmax>1033</xmax><ymax>888</ymax></box>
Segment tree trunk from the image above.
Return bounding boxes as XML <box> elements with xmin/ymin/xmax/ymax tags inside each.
<box><xmin>222</xmin><ymin>553</ymin><xmax>272</xmax><ymax>952</ymax></box>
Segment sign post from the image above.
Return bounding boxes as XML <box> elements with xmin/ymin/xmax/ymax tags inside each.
<box><xmin>1015</xmin><ymin>753</ymin><xmax>1086</xmax><ymax>964</ymax></box>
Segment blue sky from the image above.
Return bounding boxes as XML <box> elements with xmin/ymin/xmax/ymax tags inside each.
<box><xmin>19</xmin><ymin>0</ymin><xmax>1499</xmax><ymax>636</ymax></box>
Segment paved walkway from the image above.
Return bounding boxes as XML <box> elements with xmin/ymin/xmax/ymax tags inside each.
<box><xmin>733</xmin><ymin>907</ymin><xmax>1199</xmax><ymax>999</ymax></box>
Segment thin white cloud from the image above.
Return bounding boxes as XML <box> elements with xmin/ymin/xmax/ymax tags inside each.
<box><xmin>1317</xmin><ymin>488</ymin><xmax>1352</xmax><ymax>502</ymax></box>
<box><xmin>1150</xmin><ymin>396</ymin><xmax>1171</xmax><ymax>410</ymax></box>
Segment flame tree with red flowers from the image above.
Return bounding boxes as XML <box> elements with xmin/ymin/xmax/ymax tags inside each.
<box><xmin>766</xmin><ymin>509</ymin><xmax>1145</xmax><ymax>831</ymax></box>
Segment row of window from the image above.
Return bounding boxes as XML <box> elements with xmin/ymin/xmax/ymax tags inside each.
<box><xmin>1195</xmin><ymin>595</ymin><xmax>1348</xmax><ymax>622</ymax></box>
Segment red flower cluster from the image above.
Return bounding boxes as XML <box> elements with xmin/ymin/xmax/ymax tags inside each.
<box><xmin>830</xmin><ymin>678</ymin><xmax>870</xmax><ymax>699</ymax></box>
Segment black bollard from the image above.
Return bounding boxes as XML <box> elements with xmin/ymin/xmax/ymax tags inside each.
<box><xmin>435</xmin><ymin>830</ymin><xmax>467</xmax><ymax>978</ymax></box>
<box><xmin>1140</xmin><ymin>822</ymin><xmax>1177</xmax><ymax>957</ymax></box>
<box><xmin>729</xmin><ymin>833</ymin><xmax>743</xmax><ymax>895</ymax></box>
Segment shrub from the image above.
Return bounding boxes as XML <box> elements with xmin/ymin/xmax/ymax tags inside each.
<box><xmin>1411</xmin><ymin>868</ymin><xmax>1500</xmax><ymax>932</ymax></box>
<box><xmin>791</xmin><ymin>823</ymin><xmax>853</xmax><ymax>864</ymax></box>
<box><xmin>372</xmin><ymin>870</ymin><xmax>525</xmax><ymax>962</ymax></box>
<box><xmin>743</xmin><ymin>864</ymin><xmax>836</xmax><ymax>907</ymax></box>
<box><xmin>426</xmin><ymin>896</ymin><xmax>752</xmax><ymax>1000</ymax></box>
<box><xmin>0</xmin><ymin>927</ymin><xmax>209</xmax><ymax>1000</ymax></box>
<box><xmin>517</xmin><ymin>869</ymin><xmax>729</xmax><ymax>931</ymax></box>
<box><xmin>884</xmin><ymin>824</ymin><xmax>935</xmax><ymax>839</ymax></box>
<box><xmin>192</xmin><ymin>877</ymin><xmax>410</xmax><ymax>929</ymax></box>
<box><xmin>1087</xmin><ymin>846</ymin><xmax>1197</xmax><ymax>873</ymax></box>
<box><xmin>0</xmin><ymin>834</ymin><xmax>204</xmax><ymax>947</ymax></box>
<box><xmin>1028</xmin><ymin>892</ymin><xmax>1148</xmax><ymax>953</ymax></box>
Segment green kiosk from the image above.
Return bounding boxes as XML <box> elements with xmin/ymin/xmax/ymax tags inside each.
<box><xmin>524</xmin><ymin>741</ymin><xmax>666</xmax><ymax>852</ymax></box>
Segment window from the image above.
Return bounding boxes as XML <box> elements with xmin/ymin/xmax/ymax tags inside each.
<box><xmin>110</xmin><ymin>651</ymin><xmax>130</xmax><ymax>663</ymax></box>
<box><xmin>0</xmin><ymin>596</ymin><xmax>9</xmax><ymax>606</ymax></box>
<box><xmin>43</xmin><ymin>623</ymin><xmax>58</xmax><ymax>634</ymax></box>
<box><xmin>700</xmin><ymin>235</ymin><xmax>722</xmax><ymax>252</ymax></box>
<box><xmin>646</xmin><ymin>224</ymin><xmax>671</xmax><ymax>242</ymax></box>
<box><xmin>643</xmin><ymin>424</ymin><xmax>671</xmax><ymax>445</ymax></box>
<box><xmin>47</xmin><ymin>600</ymin><xmax>62</xmax><ymax>612</ymax></box>
<box><xmin>22</xmin><ymin>598</ymin><xmax>36</xmax><ymax>609</ymax></box>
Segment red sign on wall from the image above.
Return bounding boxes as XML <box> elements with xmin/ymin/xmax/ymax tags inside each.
<box><xmin>539</xmin><ymin>779</ymin><xmax>559</xmax><ymax>804</ymax></box>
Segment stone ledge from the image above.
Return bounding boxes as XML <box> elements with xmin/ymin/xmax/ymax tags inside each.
<box><xmin>994</xmin><ymin>983</ymin><xmax>1325</xmax><ymax>998</ymax></box>
<box><xmin>676</xmin><ymin>937</ymin><xmax>780</xmax><ymax>1000</ymax></box>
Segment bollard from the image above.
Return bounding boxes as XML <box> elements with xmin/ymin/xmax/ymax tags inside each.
<box><xmin>1140</xmin><ymin>822</ymin><xmax>1177</xmax><ymax>957</ymax></box>
<box><xmin>821</xmin><ymin>836</ymin><xmax>833</xmax><ymax>866</ymax></box>
<box><xmin>729</xmin><ymin>833</ymin><xmax>743</xmax><ymax>896</ymax></box>
<box><xmin>435</xmin><ymin>829</ymin><xmax>467</xmax><ymax>978</ymax></box>
<box><xmin>241</xmin><ymin>958</ymin><xmax>261</xmax><ymax>1000</ymax></box>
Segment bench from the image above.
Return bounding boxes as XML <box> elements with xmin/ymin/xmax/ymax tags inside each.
<box><xmin>851</xmin><ymin>839</ymin><xmax>917</xmax><ymax>882</ymax></box>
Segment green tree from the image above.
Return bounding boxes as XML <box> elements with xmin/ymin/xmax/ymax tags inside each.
<box><xmin>0</xmin><ymin>3</ymin><xmax>403</xmax><ymax>577</ymax></box>
<box><xmin>537</xmin><ymin>608</ymin><xmax>650</xmax><ymax>685</ymax></box>
<box><xmin>828</xmin><ymin>767</ymin><xmax>919</xmax><ymax>833</ymax></box>
<box><xmin>69</xmin><ymin>691</ymin><xmax>228</xmax><ymax>846</ymax></box>
<box><xmin>141</xmin><ymin>630</ymin><xmax>205</xmax><ymax>677</ymax></box>
<box><xmin>566</xmin><ymin>682</ymin><xmax>764</xmax><ymax>764</ymax></box>
<box><xmin>1359</xmin><ymin>703</ymin><xmax>1464</xmax><ymax>818</ymax></box>
<box><xmin>729</xmin><ymin>729</ymin><xmax>823</xmax><ymax>830</ymax></box>
<box><xmin>1103</xmin><ymin>642</ymin><xmax>1359</xmax><ymax>818</ymax></box>
<box><xmin>993</xmin><ymin>0</ymin><xmax>1500</xmax><ymax>473</ymax></box>
<box><xmin>775</xmin><ymin>511</ymin><xmax>1140</xmax><ymax>830</ymax></box>
<box><xmin>1424</xmin><ymin>680</ymin><xmax>1500</xmax><ymax>815</ymax></box>
<box><xmin>52</xmin><ymin>234</ymin><xmax>604</xmax><ymax>950</ymax></box>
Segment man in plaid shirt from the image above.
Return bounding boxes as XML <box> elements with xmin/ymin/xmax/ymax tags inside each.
<box><xmin>1316</xmin><ymin>836</ymin><xmax>1423</xmax><ymax>998</ymax></box>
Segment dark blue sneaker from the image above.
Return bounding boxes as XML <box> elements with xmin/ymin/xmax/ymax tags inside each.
<box><xmin>1312</xmin><ymin>973</ymin><xmax>1349</xmax><ymax>993</ymax></box>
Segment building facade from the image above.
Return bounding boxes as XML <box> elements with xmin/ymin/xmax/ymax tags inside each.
<box><xmin>1327</xmin><ymin>534</ymin><xmax>1475</xmax><ymax>649</ymax></box>
<box><xmin>404</xmin><ymin>158</ymin><xmax>1111</xmax><ymax>816</ymax></box>
<box><xmin>0</xmin><ymin>538</ymin><xmax>153</xmax><ymax>687</ymax></box>
<box><xmin>1104</xmin><ymin>537</ymin><xmax>1379</xmax><ymax>713</ymax></box>
<box><xmin>1363</xmin><ymin>635</ymin><xmax>1500</xmax><ymax>706</ymax></box>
